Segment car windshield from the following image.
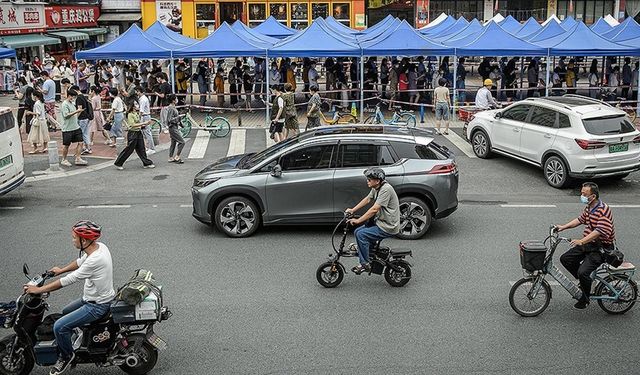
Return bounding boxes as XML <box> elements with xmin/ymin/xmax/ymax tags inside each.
<box><xmin>582</xmin><ymin>115</ymin><xmax>636</xmax><ymax>135</ymax></box>
<box><xmin>242</xmin><ymin>134</ymin><xmax>307</xmax><ymax>169</ymax></box>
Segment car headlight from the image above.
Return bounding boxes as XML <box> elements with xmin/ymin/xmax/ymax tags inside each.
<box><xmin>193</xmin><ymin>177</ymin><xmax>220</xmax><ymax>188</ymax></box>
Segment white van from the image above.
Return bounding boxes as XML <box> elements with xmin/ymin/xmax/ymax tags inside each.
<box><xmin>0</xmin><ymin>107</ymin><xmax>25</xmax><ymax>195</ymax></box>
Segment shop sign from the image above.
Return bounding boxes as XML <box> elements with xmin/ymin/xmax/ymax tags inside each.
<box><xmin>355</xmin><ymin>14</ymin><xmax>365</xmax><ymax>28</ymax></box>
<box><xmin>156</xmin><ymin>0</ymin><xmax>182</xmax><ymax>33</ymax></box>
<box><xmin>0</xmin><ymin>3</ymin><xmax>46</xmax><ymax>36</ymax></box>
<box><xmin>416</xmin><ymin>0</ymin><xmax>429</xmax><ymax>27</ymax></box>
<box><xmin>45</xmin><ymin>6</ymin><xmax>100</xmax><ymax>28</ymax></box>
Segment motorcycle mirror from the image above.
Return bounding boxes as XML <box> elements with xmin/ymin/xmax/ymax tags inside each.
<box><xmin>23</xmin><ymin>263</ymin><xmax>30</xmax><ymax>277</ymax></box>
<box><xmin>270</xmin><ymin>164</ymin><xmax>282</xmax><ymax>178</ymax></box>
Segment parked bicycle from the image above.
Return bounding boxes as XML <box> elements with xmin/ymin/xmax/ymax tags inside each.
<box><xmin>364</xmin><ymin>103</ymin><xmax>416</xmax><ymax>127</ymax></box>
<box><xmin>318</xmin><ymin>104</ymin><xmax>357</xmax><ymax>126</ymax></box>
<box><xmin>150</xmin><ymin>111</ymin><xmax>231</xmax><ymax>138</ymax></box>
<box><xmin>598</xmin><ymin>89</ymin><xmax>638</xmax><ymax>122</ymax></box>
<box><xmin>509</xmin><ymin>226</ymin><xmax>637</xmax><ymax>317</ymax></box>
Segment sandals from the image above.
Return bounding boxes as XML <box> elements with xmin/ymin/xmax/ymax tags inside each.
<box><xmin>351</xmin><ymin>263</ymin><xmax>371</xmax><ymax>275</ymax></box>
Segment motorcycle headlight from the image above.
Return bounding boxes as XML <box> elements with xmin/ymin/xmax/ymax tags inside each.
<box><xmin>193</xmin><ymin>177</ymin><xmax>220</xmax><ymax>188</ymax></box>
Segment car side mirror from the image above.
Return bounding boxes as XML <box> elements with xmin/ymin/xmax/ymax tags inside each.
<box><xmin>270</xmin><ymin>164</ymin><xmax>282</xmax><ymax>177</ymax></box>
<box><xmin>23</xmin><ymin>263</ymin><xmax>30</xmax><ymax>277</ymax></box>
<box><xmin>494</xmin><ymin>112</ymin><xmax>502</xmax><ymax>119</ymax></box>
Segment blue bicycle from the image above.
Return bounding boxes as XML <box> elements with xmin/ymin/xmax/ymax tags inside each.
<box><xmin>509</xmin><ymin>226</ymin><xmax>637</xmax><ymax>317</ymax></box>
<box><xmin>363</xmin><ymin>103</ymin><xmax>417</xmax><ymax>127</ymax></box>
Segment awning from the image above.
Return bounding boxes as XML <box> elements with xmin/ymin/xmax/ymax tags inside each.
<box><xmin>0</xmin><ymin>34</ymin><xmax>61</xmax><ymax>49</ymax></box>
<box><xmin>73</xmin><ymin>27</ymin><xmax>109</xmax><ymax>36</ymax></box>
<box><xmin>98</xmin><ymin>13</ymin><xmax>142</xmax><ymax>22</ymax></box>
<box><xmin>48</xmin><ymin>31</ymin><xmax>89</xmax><ymax>43</ymax></box>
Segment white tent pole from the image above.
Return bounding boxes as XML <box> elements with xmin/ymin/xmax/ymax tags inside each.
<box><xmin>546</xmin><ymin>53</ymin><xmax>551</xmax><ymax>97</ymax></box>
<box><xmin>170</xmin><ymin>53</ymin><xmax>176</xmax><ymax>94</ymax></box>
<box><xmin>360</xmin><ymin>56</ymin><xmax>364</xmax><ymax>122</ymax></box>
<box><xmin>265</xmin><ymin>54</ymin><xmax>270</xmax><ymax>124</ymax></box>
<box><xmin>452</xmin><ymin>53</ymin><xmax>457</xmax><ymax>118</ymax></box>
<box><xmin>519</xmin><ymin>57</ymin><xmax>524</xmax><ymax>100</ymax></box>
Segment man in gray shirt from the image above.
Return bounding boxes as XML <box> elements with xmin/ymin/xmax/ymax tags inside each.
<box><xmin>345</xmin><ymin>168</ymin><xmax>400</xmax><ymax>274</ymax></box>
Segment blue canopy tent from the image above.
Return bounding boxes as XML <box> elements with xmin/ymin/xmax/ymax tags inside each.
<box><xmin>174</xmin><ymin>22</ymin><xmax>268</xmax><ymax>58</ymax></box>
<box><xmin>76</xmin><ymin>24</ymin><xmax>172</xmax><ymax>60</ymax></box>
<box><xmin>231</xmin><ymin>21</ymin><xmax>279</xmax><ymax>45</ymax></box>
<box><xmin>590</xmin><ymin>17</ymin><xmax>614</xmax><ymax>34</ymax></box>
<box><xmin>361</xmin><ymin>20</ymin><xmax>454</xmax><ymax>56</ymax></box>
<box><xmin>356</xmin><ymin>18</ymin><xmax>401</xmax><ymax>43</ymax></box>
<box><xmin>325</xmin><ymin>16</ymin><xmax>359</xmax><ymax>35</ymax></box>
<box><xmin>313</xmin><ymin>17</ymin><xmax>359</xmax><ymax>43</ymax></box>
<box><xmin>602</xmin><ymin>16</ymin><xmax>640</xmax><ymax>42</ymax></box>
<box><xmin>435</xmin><ymin>18</ymin><xmax>483</xmax><ymax>43</ymax></box>
<box><xmin>0</xmin><ymin>47</ymin><xmax>16</xmax><ymax>59</ymax></box>
<box><xmin>361</xmin><ymin>15</ymin><xmax>395</xmax><ymax>35</ymax></box>
<box><xmin>515</xmin><ymin>17</ymin><xmax>542</xmax><ymax>37</ymax></box>
<box><xmin>454</xmin><ymin>21</ymin><xmax>547</xmax><ymax>56</ymax></box>
<box><xmin>427</xmin><ymin>16</ymin><xmax>469</xmax><ymax>39</ymax></box>
<box><xmin>499</xmin><ymin>15</ymin><xmax>522</xmax><ymax>34</ymax></box>
<box><xmin>535</xmin><ymin>22</ymin><xmax>639</xmax><ymax>55</ymax></box>
<box><xmin>268</xmin><ymin>19</ymin><xmax>360</xmax><ymax>57</ymax></box>
<box><xmin>253</xmin><ymin>16</ymin><xmax>296</xmax><ymax>39</ymax></box>
<box><xmin>560</xmin><ymin>16</ymin><xmax>578</xmax><ymax>30</ymax></box>
<box><xmin>145</xmin><ymin>21</ymin><xmax>197</xmax><ymax>47</ymax></box>
<box><xmin>523</xmin><ymin>18</ymin><xmax>567</xmax><ymax>42</ymax></box>
<box><xmin>419</xmin><ymin>15</ymin><xmax>456</xmax><ymax>35</ymax></box>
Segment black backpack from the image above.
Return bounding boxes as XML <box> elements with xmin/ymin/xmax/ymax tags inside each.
<box><xmin>80</xmin><ymin>95</ymin><xmax>94</xmax><ymax>121</ymax></box>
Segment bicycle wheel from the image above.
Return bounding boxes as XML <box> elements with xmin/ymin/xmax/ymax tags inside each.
<box><xmin>338</xmin><ymin>114</ymin><xmax>357</xmax><ymax>124</ymax></box>
<box><xmin>180</xmin><ymin>117</ymin><xmax>192</xmax><ymax>138</ymax></box>
<box><xmin>595</xmin><ymin>276</ymin><xmax>638</xmax><ymax>315</ymax></box>
<box><xmin>316</xmin><ymin>262</ymin><xmax>344</xmax><ymax>288</ymax></box>
<box><xmin>399</xmin><ymin>113</ymin><xmax>417</xmax><ymax>127</ymax></box>
<box><xmin>207</xmin><ymin>117</ymin><xmax>231</xmax><ymax>138</ymax></box>
<box><xmin>363</xmin><ymin>115</ymin><xmax>376</xmax><ymax>124</ymax></box>
<box><xmin>149</xmin><ymin>118</ymin><xmax>162</xmax><ymax>130</ymax></box>
<box><xmin>509</xmin><ymin>277</ymin><xmax>552</xmax><ymax>317</ymax></box>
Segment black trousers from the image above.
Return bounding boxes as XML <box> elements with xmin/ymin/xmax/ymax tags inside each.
<box><xmin>560</xmin><ymin>244</ymin><xmax>605</xmax><ymax>300</ymax></box>
<box><xmin>114</xmin><ymin>131</ymin><xmax>153</xmax><ymax>167</ymax></box>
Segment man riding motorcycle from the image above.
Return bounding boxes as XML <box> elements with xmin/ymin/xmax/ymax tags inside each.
<box><xmin>555</xmin><ymin>182</ymin><xmax>616</xmax><ymax>309</ymax></box>
<box><xmin>23</xmin><ymin>221</ymin><xmax>115</xmax><ymax>375</ymax></box>
<box><xmin>345</xmin><ymin>168</ymin><xmax>401</xmax><ymax>274</ymax></box>
<box><xmin>475</xmin><ymin>79</ymin><xmax>500</xmax><ymax>110</ymax></box>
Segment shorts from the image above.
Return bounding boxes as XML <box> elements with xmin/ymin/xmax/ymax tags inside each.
<box><xmin>45</xmin><ymin>102</ymin><xmax>56</xmax><ymax>119</ymax></box>
<box><xmin>285</xmin><ymin>116</ymin><xmax>299</xmax><ymax>131</ymax></box>
<box><xmin>435</xmin><ymin>102</ymin><xmax>450</xmax><ymax>121</ymax></box>
<box><xmin>62</xmin><ymin>128</ymin><xmax>84</xmax><ymax>146</ymax></box>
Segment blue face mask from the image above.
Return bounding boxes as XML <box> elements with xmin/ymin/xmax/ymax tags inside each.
<box><xmin>580</xmin><ymin>195</ymin><xmax>590</xmax><ymax>204</ymax></box>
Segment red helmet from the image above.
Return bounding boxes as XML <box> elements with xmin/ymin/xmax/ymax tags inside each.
<box><xmin>72</xmin><ymin>221</ymin><xmax>101</xmax><ymax>241</ymax></box>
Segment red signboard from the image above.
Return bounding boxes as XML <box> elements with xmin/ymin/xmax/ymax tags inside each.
<box><xmin>45</xmin><ymin>5</ymin><xmax>100</xmax><ymax>28</ymax></box>
<box><xmin>0</xmin><ymin>3</ymin><xmax>46</xmax><ymax>35</ymax></box>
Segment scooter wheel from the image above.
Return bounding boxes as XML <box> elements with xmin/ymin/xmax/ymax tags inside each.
<box><xmin>316</xmin><ymin>262</ymin><xmax>344</xmax><ymax>288</ymax></box>
<box><xmin>384</xmin><ymin>261</ymin><xmax>412</xmax><ymax>287</ymax></box>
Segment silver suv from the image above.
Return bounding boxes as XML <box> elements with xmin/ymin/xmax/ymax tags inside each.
<box><xmin>466</xmin><ymin>95</ymin><xmax>640</xmax><ymax>188</ymax></box>
<box><xmin>191</xmin><ymin>125</ymin><xmax>459</xmax><ymax>239</ymax></box>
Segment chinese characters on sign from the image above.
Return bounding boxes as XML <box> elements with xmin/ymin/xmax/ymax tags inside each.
<box><xmin>45</xmin><ymin>6</ymin><xmax>100</xmax><ymax>28</ymax></box>
<box><xmin>156</xmin><ymin>0</ymin><xmax>182</xmax><ymax>33</ymax></box>
<box><xmin>0</xmin><ymin>3</ymin><xmax>46</xmax><ymax>35</ymax></box>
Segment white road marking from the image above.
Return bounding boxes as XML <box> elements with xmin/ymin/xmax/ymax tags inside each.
<box><xmin>152</xmin><ymin>205</ymin><xmax>158</xmax><ymax>208</ymax></box>
<box><xmin>0</xmin><ymin>206</ymin><xmax>24</xmax><ymax>210</ymax></box>
<box><xmin>442</xmin><ymin>131</ymin><xmax>476</xmax><ymax>158</ymax></box>
<box><xmin>187</xmin><ymin>130</ymin><xmax>211</xmax><ymax>159</ymax></box>
<box><xmin>179</xmin><ymin>204</ymin><xmax>192</xmax><ymax>208</ymax></box>
<box><xmin>609</xmin><ymin>205</ymin><xmax>640</xmax><ymax>208</ymax></box>
<box><xmin>227</xmin><ymin>129</ymin><xmax>246</xmax><ymax>157</ymax></box>
<box><xmin>500</xmin><ymin>204</ymin><xmax>557</xmax><ymax>208</ymax></box>
<box><xmin>76</xmin><ymin>205</ymin><xmax>131</xmax><ymax>209</ymax></box>
<box><xmin>265</xmin><ymin>128</ymin><xmax>275</xmax><ymax>148</ymax></box>
<box><xmin>509</xmin><ymin>280</ymin><xmax>560</xmax><ymax>287</ymax></box>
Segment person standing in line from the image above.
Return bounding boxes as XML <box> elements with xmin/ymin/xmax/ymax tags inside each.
<box><xmin>89</xmin><ymin>86</ymin><xmax>111</xmax><ymax>146</ymax></box>
<box><xmin>305</xmin><ymin>85</ymin><xmax>322</xmax><ymax>130</ymax></box>
<box><xmin>269</xmin><ymin>86</ymin><xmax>285</xmax><ymax>143</ymax></box>
<box><xmin>286</xmin><ymin>62</ymin><xmax>297</xmax><ymax>92</ymax></box>
<box><xmin>308</xmin><ymin>61</ymin><xmax>319</xmax><ymax>93</ymax></box>
<box><xmin>111</xmin><ymin>61</ymin><xmax>123</xmax><ymax>91</ymax></box>
<box><xmin>433</xmin><ymin>78</ymin><xmax>451</xmax><ymax>135</ymax></box>
<box><xmin>398</xmin><ymin>68</ymin><xmax>409</xmax><ymax>109</ymax></box>
<box><xmin>106</xmin><ymin>88</ymin><xmax>125</xmax><ymax>147</ymax></box>
<box><xmin>114</xmin><ymin>102</ymin><xmax>155</xmax><ymax>170</ymax></box>
<box><xmin>269</xmin><ymin>61</ymin><xmax>281</xmax><ymax>90</ymax></box>
<box><xmin>622</xmin><ymin>57</ymin><xmax>632</xmax><ymax>99</ymax></box>
<box><xmin>39</xmin><ymin>71</ymin><xmax>60</xmax><ymax>130</ymax></box>
<box><xmin>588</xmin><ymin>59</ymin><xmax>600</xmax><ymax>99</ymax></box>
<box><xmin>214</xmin><ymin>68</ymin><xmax>225</xmax><ymax>113</ymax></box>
<box><xmin>527</xmin><ymin>60</ymin><xmax>538</xmax><ymax>98</ymax></box>
<box><xmin>24</xmin><ymin>90</ymin><xmax>50</xmax><ymax>153</ymax></box>
<box><xmin>456</xmin><ymin>57</ymin><xmax>467</xmax><ymax>105</ymax></box>
<box><xmin>229</xmin><ymin>60</ymin><xmax>242</xmax><ymax>106</ymax></box>
<box><xmin>632</xmin><ymin>62</ymin><xmax>639</xmax><ymax>100</ymax></box>
<box><xmin>136</xmin><ymin>86</ymin><xmax>155</xmax><ymax>155</ymax></box>
<box><xmin>59</xmin><ymin>89</ymin><xmax>88</xmax><ymax>167</ymax></box>
<box><xmin>302</xmin><ymin>58</ymin><xmax>311</xmax><ymax>99</ymax></box>
<box><xmin>15</xmin><ymin>77</ymin><xmax>29</xmax><ymax>130</ymax></box>
<box><xmin>282</xmin><ymin>83</ymin><xmax>299</xmax><ymax>139</ymax></box>
<box><xmin>608</xmin><ymin>66</ymin><xmax>620</xmax><ymax>99</ymax></box>
<box><xmin>72</xmin><ymin>85</ymin><xmax>93</xmax><ymax>155</ymax></box>
<box><xmin>121</xmin><ymin>76</ymin><xmax>137</xmax><ymax>106</ymax></box>
<box><xmin>196</xmin><ymin>60</ymin><xmax>209</xmax><ymax>109</ymax></box>
<box><xmin>164</xmin><ymin>95</ymin><xmax>185</xmax><ymax>164</ymax></box>
<box><xmin>380</xmin><ymin>58</ymin><xmax>389</xmax><ymax>100</ymax></box>
<box><xmin>243</xmin><ymin>65</ymin><xmax>254</xmax><ymax>112</ymax></box>
<box><xmin>387</xmin><ymin>60</ymin><xmax>399</xmax><ymax>111</ymax></box>
<box><xmin>407</xmin><ymin>64</ymin><xmax>419</xmax><ymax>106</ymax></box>
<box><xmin>253</xmin><ymin>57</ymin><xmax>265</xmax><ymax>101</ymax></box>
<box><xmin>175</xmin><ymin>61</ymin><xmax>189</xmax><ymax>106</ymax></box>
<box><xmin>565</xmin><ymin>62</ymin><xmax>577</xmax><ymax>95</ymax></box>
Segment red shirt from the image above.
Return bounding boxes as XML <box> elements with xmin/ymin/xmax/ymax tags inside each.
<box><xmin>578</xmin><ymin>200</ymin><xmax>615</xmax><ymax>245</ymax></box>
<box><xmin>398</xmin><ymin>73</ymin><xmax>408</xmax><ymax>91</ymax></box>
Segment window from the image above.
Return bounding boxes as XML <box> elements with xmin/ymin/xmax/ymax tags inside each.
<box><xmin>312</xmin><ymin>3</ymin><xmax>329</xmax><ymax>19</ymax></box>
<box><xmin>529</xmin><ymin>106</ymin><xmax>557</xmax><ymax>128</ymax></box>
<box><xmin>0</xmin><ymin>112</ymin><xmax>15</xmax><ymax>133</ymax></box>
<box><xmin>501</xmin><ymin>105</ymin><xmax>531</xmax><ymax>122</ymax></box>
<box><xmin>585</xmin><ymin>0</ymin><xmax>595</xmax><ymax>24</ymax></box>
<box><xmin>339</xmin><ymin>144</ymin><xmax>395</xmax><ymax>168</ymax></box>
<box><xmin>248</xmin><ymin>3</ymin><xmax>266</xmax><ymax>27</ymax></box>
<box><xmin>391</xmin><ymin>142</ymin><xmax>447</xmax><ymax>160</ymax></box>
<box><xmin>582</xmin><ymin>115</ymin><xmax>636</xmax><ymax>135</ymax></box>
<box><xmin>559</xmin><ymin>113</ymin><xmax>571</xmax><ymax>128</ymax></box>
<box><xmin>269</xmin><ymin>3</ymin><xmax>288</xmax><ymax>22</ymax></box>
<box><xmin>332</xmin><ymin>3</ymin><xmax>350</xmax><ymax>26</ymax></box>
<box><xmin>291</xmin><ymin>3</ymin><xmax>309</xmax><ymax>29</ymax></box>
<box><xmin>280</xmin><ymin>145</ymin><xmax>335</xmax><ymax>171</ymax></box>
<box><xmin>195</xmin><ymin>4</ymin><xmax>215</xmax><ymax>38</ymax></box>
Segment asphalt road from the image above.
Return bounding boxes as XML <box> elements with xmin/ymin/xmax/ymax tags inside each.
<box><xmin>1</xmin><ymin>130</ymin><xmax>639</xmax><ymax>375</ymax></box>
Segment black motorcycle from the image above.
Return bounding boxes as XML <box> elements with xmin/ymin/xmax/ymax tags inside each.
<box><xmin>316</xmin><ymin>213</ymin><xmax>413</xmax><ymax>288</ymax></box>
<box><xmin>0</xmin><ymin>264</ymin><xmax>171</xmax><ymax>375</ymax></box>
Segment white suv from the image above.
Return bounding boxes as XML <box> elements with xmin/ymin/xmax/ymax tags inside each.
<box><xmin>466</xmin><ymin>95</ymin><xmax>640</xmax><ymax>188</ymax></box>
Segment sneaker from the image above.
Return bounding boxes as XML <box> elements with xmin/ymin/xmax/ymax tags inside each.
<box><xmin>147</xmin><ymin>149</ymin><xmax>156</xmax><ymax>155</ymax></box>
<box><xmin>81</xmin><ymin>149</ymin><xmax>90</xmax><ymax>155</ymax></box>
<box><xmin>143</xmin><ymin>164</ymin><xmax>156</xmax><ymax>169</ymax></box>
<box><xmin>574</xmin><ymin>300</ymin><xmax>590</xmax><ymax>309</ymax></box>
<box><xmin>163</xmin><ymin>129</ymin><xmax>169</xmax><ymax>134</ymax></box>
<box><xmin>351</xmin><ymin>263</ymin><xmax>371</xmax><ymax>275</ymax></box>
<box><xmin>115</xmin><ymin>165</ymin><xmax>124</xmax><ymax>170</ymax></box>
<box><xmin>50</xmin><ymin>353</ymin><xmax>75</xmax><ymax>375</ymax></box>
<box><xmin>74</xmin><ymin>159</ymin><xmax>88</xmax><ymax>166</ymax></box>
<box><xmin>60</xmin><ymin>160</ymin><xmax>72</xmax><ymax>167</ymax></box>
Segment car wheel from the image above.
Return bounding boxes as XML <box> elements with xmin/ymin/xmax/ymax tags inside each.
<box><xmin>214</xmin><ymin>196</ymin><xmax>261</xmax><ymax>238</ymax></box>
<box><xmin>543</xmin><ymin>155</ymin><xmax>572</xmax><ymax>188</ymax></box>
<box><xmin>471</xmin><ymin>130</ymin><xmax>492</xmax><ymax>158</ymax></box>
<box><xmin>397</xmin><ymin>197</ymin><xmax>432</xmax><ymax>240</ymax></box>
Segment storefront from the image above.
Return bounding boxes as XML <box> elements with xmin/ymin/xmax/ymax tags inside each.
<box><xmin>549</xmin><ymin>0</ymin><xmax>616</xmax><ymax>24</ymax></box>
<box><xmin>45</xmin><ymin>5</ymin><xmax>104</xmax><ymax>62</ymax></box>
<box><xmin>367</xmin><ymin>0</ymin><xmax>417</xmax><ymax>27</ymax></box>
<box><xmin>141</xmin><ymin>0</ymin><xmax>366</xmax><ymax>38</ymax></box>
<box><xmin>99</xmin><ymin>0</ymin><xmax>143</xmax><ymax>40</ymax></box>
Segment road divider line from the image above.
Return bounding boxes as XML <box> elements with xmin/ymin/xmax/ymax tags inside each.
<box><xmin>609</xmin><ymin>205</ymin><xmax>640</xmax><ymax>208</ymax></box>
<box><xmin>227</xmin><ymin>129</ymin><xmax>246</xmax><ymax>157</ymax></box>
<box><xmin>179</xmin><ymin>204</ymin><xmax>192</xmax><ymax>208</ymax></box>
<box><xmin>187</xmin><ymin>130</ymin><xmax>211</xmax><ymax>159</ymax></box>
<box><xmin>77</xmin><ymin>205</ymin><xmax>131</xmax><ymax>209</ymax></box>
<box><xmin>509</xmin><ymin>280</ymin><xmax>560</xmax><ymax>287</ymax></box>
<box><xmin>0</xmin><ymin>206</ymin><xmax>24</xmax><ymax>210</ymax></box>
<box><xmin>265</xmin><ymin>128</ymin><xmax>275</xmax><ymax>148</ymax></box>
<box><xmin>500</xmin><ymin>204</ymin><xmax>557</xmax><ymax>208</ymax></box>
<box><xmin>443</xmin><ymin>131</ymin><xmax>476</xmax><ymax>158</ymax></box>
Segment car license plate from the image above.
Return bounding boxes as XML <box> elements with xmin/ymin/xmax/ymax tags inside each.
<box><xmin>609</xmin><ymin>143</ymin><xmax>629</xmax><ymax>153</ymax></box>
<box><xmin>0</xmin><ymin>155</ymin><xmax>12</xmax><ymax>169</ymax></box>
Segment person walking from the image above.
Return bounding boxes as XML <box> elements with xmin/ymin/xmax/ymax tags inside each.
<box><xmin>39</xmin><ymin>71</ymin><xmax>59</xmax><ymax>131</ymax></box>
<box><xmin>282</xmin><ymin>82</ymin><xmax>299</xmax><ymax>139</ymax></box>
<box><xmin>196</xmin><ymin>60</ymin><xmax>209</xmax><ymax>109</ymax></box>
<box><xmin>59</xmin><ymin>89</ymin><xmax>88</xmax><ymax>167</ymax></box>
<box><xmin>164</xmin><ymin>94</ymin><xmax>185</xmax><ymax>164</ymax></box>
<box><xmin>72</xmin><ymin>85</ymin><xmax>93</xmax><ymax>155</ymax></box>
<box><xmin>114</xmin><ymin>101</ymin><xmax>155</xmax><ymax>170</ymax></box>
<box><xmin>243</xmin><ymin>65</ymin><xmax>254</xmax><ymax>112</ymax></box>
<box><xmin>588</xmin><ymin>59</ymin><xmax>600</xmax><ymax>99</ymax></box>
<box><xmin>89</xmin><ymin>86</ymin><xmax>110</xmax><ymax>147</ymax></box>
<box><xmin>23</xmin><ymin>86</ymin><xmax>36</xmax><ymax>135</ymax></box>
<box><xmin>24</xmin><ymin>90</ymin><xmax>50</xmax><ymax>153</ymax></box>
<box><xmin>106</xmin><ymin>88</ymin><xmax>125</xmax><ymax>147</ymax></box>
<box><xmin>433</xmin><ymin>78</ymin><xmax>451</xmax><ymax>135</ymax></box>
<box><xmin>306</xmin><ymin>85</ymin><xmax>322</xmax><ymax>130</ymax></box>
<box><xmin>15</xmin><ymin>77</ymin><xmax>29</xmax><ymax>130</ymax></box>
<box><xmin>136</xmin><ymin>86</ymin><xmax>155</xmax><ymax>154</ymax></box>
<box><xmin>269</xmin><ymin>85</ymin><xmax>285</xmax><ymax>143</ymax></box>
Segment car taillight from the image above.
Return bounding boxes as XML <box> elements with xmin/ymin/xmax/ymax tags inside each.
<box><xmin>575</xmin><ymin>139</ymin><xmax>607</xmax><ymax>150</ymax></box>
<box><xmin>428</xmin><ymin>163</ymin><xmax>457</xmax><ymax>174</ymax></box>
<box><xmin>633</xmin><ymin>135</ymin><xmax>640</xmax><ymax>144</ymax></box>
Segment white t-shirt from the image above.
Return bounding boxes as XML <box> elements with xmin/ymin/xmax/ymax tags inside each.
<box><xmin>111</xmin><ymin>96</ymin><xmax>125</xmax><ymax>113</ymax></box>
<box><xmin>60</xmin><ymin>243</ymin><xmax>115</xmax><ymax>304</ymax></box>
<box><xmin>138</xmin><ymin>94</ymin><xmax>150</xmax><ymax>116</ymax></box>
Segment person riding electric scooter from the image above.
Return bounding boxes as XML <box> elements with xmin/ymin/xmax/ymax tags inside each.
<box><xmin>345</xmin><ymin>168</ymin><xmax>401</xmax><ymax>274</ymax></box>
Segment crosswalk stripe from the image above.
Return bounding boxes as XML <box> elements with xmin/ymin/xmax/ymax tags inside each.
<box><xmin>443</xmin><ymin>131</ymin><xmax>476</xmax><ymax>158</ymax></box>
<box><xmin>265</xmin><ymin>128</ymin><xmax>275</xmax><ymax>148</ymax></box>
<box><xmin>227</xmin><ymin>129</ymin><xmax>247</xmax><ymax>157</ymax></box>
<box><xmin>187</xmin><ymin>130</ymin><xmax>211</xmax><ymax>159</ymax></box>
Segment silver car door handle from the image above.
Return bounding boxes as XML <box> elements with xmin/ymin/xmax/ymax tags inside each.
<box><xmin>544</xmin><ymin>134</ymin><xmax>552</xmax><ymax>139</ymax></box>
